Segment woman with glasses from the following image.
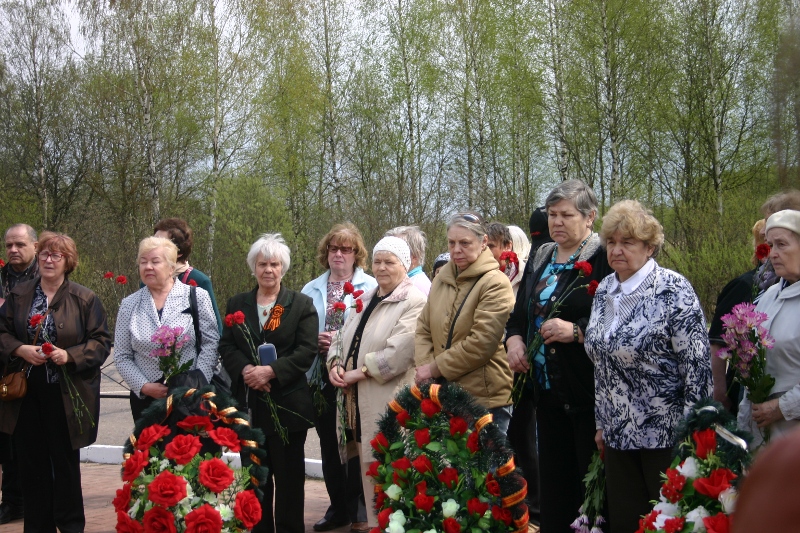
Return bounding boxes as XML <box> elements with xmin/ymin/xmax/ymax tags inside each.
<box><xmin>302</xmin><ymin>223</ymin><xmax>376</xmax><ymax>533</ymax></box>
<box><xmin>414</xmin><ymin>211</ymin><xmax>516</xmax><ymax>434</ymax></box>
<box><xmin>0</xmin><ymin>232</ymin><xmax>112</xmax><ymax>533</ymax></box>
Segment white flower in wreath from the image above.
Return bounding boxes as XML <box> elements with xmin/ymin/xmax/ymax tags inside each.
<box><xmin>654</xmin><ymin>511</ymin><xmax>678</xmax><ymax>530</ymax></box>
<box><xmin>685</xmin><ymin>506</ymin><xmax>710</xmax><ymax>532</ymax></box>
<box><xmin>203</xmin><ymin>492</ymin><xmax>218</xmax><ymax>505</ymax></box>
<box><xmin>718</xmin><ymin>487</ymin><xmax>737</xmax><ymax>514</ymax></box>
<box><xmin>385</xmin><ymin>484</ymin><xmax>403</xmax><ymax>501</ymax></box>
<box><xmin>653</xmin><ymin>501</ymin><xmax>679</xmax><ymax>520</ymax></box>
<box><xmin>389</xmin><ymin>510</ymin><xmax>407</xmax><ymax>526</ymax></box>
<box><xmin>677</xmin><ymin>457</ymin><xmax>699</xmax><ymax>479</ymax></box>
<box><xmin>423</xmin><ymin>529</ymin><xmax>437</xmax><ymax>533</ymax></box>
<box><xmin>128</xmin><ymin>499</ymin><xmax>141</xmax><ymax>518</ymax></box>
<box><xmin>387</xmin><ymin>521</ymin><xmax>405</xmax><ymax>533</ymax></box>
<box><xmin>217</xmin><ymin>504</ymin><xmax>234</xmax><ymax>521</ymax></box>
<box><xmin>442</xmin><ymin>499</ymin><xmax>459</xmax><ymax>518</ymax></box>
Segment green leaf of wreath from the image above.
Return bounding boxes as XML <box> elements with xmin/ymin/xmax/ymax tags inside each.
<box><xmin>425</xmin><ymin>442</ymin><xmax>442</xmax><ymax>452</ymax></box>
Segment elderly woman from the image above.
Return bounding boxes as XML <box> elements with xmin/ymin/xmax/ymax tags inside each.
<box><xmin>505</xmin><ymin>180</ymin><xmax>610</xmax><ymax>532</ymax></box>
<box><xmin>431</xmin><ymin>252</ymin><xmax>450</xmax><ymax>278</ymax></box>
<box><xmin>415</xmin><ymin>211</ymin><xmax>515</xmax><ymax>433</ymax></box>
<box><xmin>220</xmin><ymin>233</ymin><xmax>317</xmax><ymax>533</ymax></box>
<box><xmin>584</xmin><ymin>200</ymin><xmax>711</xmax><ymax>533</ymax></box>
<box><xmin>0</xmin><ymin>231</ymin><xmax>111</xmax><ymax>533</ymax></box>
<box><xmin>327</xmin><ymin>236</ymin><xmax>427</xmax><ymax>528</ymax></box>
<box><xmin>115</xmin><ymin>237</ymin><xmax>219</xmax><ymax>420</ymax></box>
<box><xmin>737</xmin><ymin>209</ymin><xmax>800</xmax><ymax>448</ymax></box>
<box><xmin>302</xmin><ymin>223</ymin><xmax>376</xmax><ymax>533</ymax></box>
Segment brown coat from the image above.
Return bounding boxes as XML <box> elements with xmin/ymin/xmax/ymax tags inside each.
<box><xmin>415</xmin><ymin>248</ymin><xmax>515</xmax><ymax>409</ymax></box>
<box><xmin>0</xmin><ymin>278</ymin><xmax>112</xmax><ymax>449</ymax></box>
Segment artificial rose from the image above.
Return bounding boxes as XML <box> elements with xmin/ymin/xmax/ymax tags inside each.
<box><xmin>113</xmin><ymin>483</ymin><xmax>132</xmax><ymax>512</ymax></box>
<box><xmin>441</xmin><ymin>499</ymin><xmax>459</xmax><ymax>518</ymax></box>
<box><xmin>388</xmin><ymin>521</ymin><xmax>405</xmax><ymax>533</ymax></box>
<box><xmin>466</xmin><ymin>431</ymin><xmax>480</xmax><ymax>453</ymax></box>
<box><xmin>233</xmin><ymin>311</ymin><xmax>245</xmax><ymax>325</ymax></box>
<box><xmin>414</xmin><ymin>483</ymin><xmax>435</xmax><ymax>513</ymax></box>
<box><xmin>104</xmin><ymin>271</ymin><xmax>114</xmax><ymax>279</ymax></box>
<box><xmin>116</xmin><ymin>511</ymin><xmax>144</xmax><ymax>533</ymax></box>
<box><xmin>412</xmin><ymin>455</ymin><xmax>433</xmax><ymax>474</ymax></box>
<box><xmin>385</xmin><ymin>484</ymin><xmax>403</xmax><ymax>500</ymax></box>
<box><xmin>702</xmin><ymin>513</ymin><xmax>730</xmax><ymax>533</ymax></box>
<box><xmin>234</xmin><ymin>490</ymin><xmax>263</xmax><ymax>530</ymax></box>
<box><xmin>467</xmin><ymin>498</ymin><xmax>489</xmax><ymax>516</ymax></box>
<box><xmin>185</xmin><ymin>504</ymin><xmax>223</xmax><ymax>533</ymax></box>
<box><xmin>718</xmin><ymin>486</ymin><xmax>737</xmax><ymax>513</ymax></box>
<box><xmin>438</xmin><ymin>467</ymin><xmax>459</xmax><ymax>489</ymax></box>
<box><xmin>378</xmin><ymin>508</ymin><xmax>393</xmax><ymax>529</ymax></box>
<box><xmin>142</xmin><ymin>505</ymin><xmax>177</xmax><ymax>533</ymax></box>
<box><xmin>396</xmin><ymin>410</ymin><xmax>411</xmax><ymax>427</ymax></box>
<box><xmin>41</xmin><ymin>342</ymin><xmax>54</xmax><ymax>355</ymax></box>
<box><xmin>389</xmin><ymin>510</ymin><xmax>407</xmax><ymax>526</ymax></box>
<box><xmin>371</xmin><ymin>432</ymin><xmax>389</xmax><ymax>452</ymax></box>
<box><xmin>587</xmin><ymin>280</ymin><xmax>599</xmax><ymax>296</ymax></box>
<box><xmin>164</xmin><ymin>434</ymin><xmax>202</xmax><ymax>465</ymax></box>
<box><xmin>574</xmin><ymin>261</ymin><xmax>592</xmax><ymax>276</ymax></box>
<box><xmin>677</xmin><ymin>457</ymin><xmax>699</xmax><ymax>479</ymax></box>
<box><xmin>491</xmin><ymin>506</ymin><xmax>512</xmax><ymax>526</ymax></box>
<box><xmin>176</xmin><ymin>415</ymin><xmax>214</xmax><ymax>433</ymax></box>
<box><xmin>370</xmin><ymin>529</ymin><xmax>381</xmax><ymax>533</ymax></box>
<box><xmin>392</xmin><ymin>457</ymin><xmax>412</xmax><ymax>473</ymax></box>
<box><xmin>375</xmin><ymin>491</ymin><xmax>387</xmax><ymax>510</ymax></box>
<box><xmin>693</xmin><ymin>428</ymin><xmax>717</xmax><ymax>459</ymax></box>
<box><xmin>449</xmin><ymin>417</ymin><xmax>468</xmax><ymax>437</ymax></box>
<box><xmin>137</xmin><ymin>424</ymin><xmax>171</xmax><ymax>450</ymax></box>
<box><xmin>122</xmin><ymin>450</ymin><xmax>149</xmax><ymax>482</ymax></box>
<box><xmin>367</xmin><ymin>461</ymin><xmax>381</xmax><ymax>478</ymax></box>
<box><xmin>199</xmin><ymin>457</ymin><xmax>235</xmax><ymax>493</ymax></box>
<box><xmin>208</xmin><ymin>427</ymin><xmax>241</xmax><ymax>452</ymax></box>
<box><xmin>685</xmin><ymin>506</ymin><xmax>710</xmax><ymax>531</ymax></box>
<box><xmin>420</xmin><ymin>399</ymin><xmax>441</xmax><ymax>417</ymax></box>
<box><xmin>442</xmin><ymin>517</ymin><xmax>461</xmax><ymax>533</ymax></box>
<box><xmin>333</xmin><ymin>301</ymin><xmax>347</xmax><ymax>312</ymax></box>
<box><xmin>485</xmin><ymin>472</ymin><xmax>500</xmax><ymax>496</ymax></box>
<box><xmin>392</xmin><ymin>471</ymin><xmax>405</xmax><ymax>487</ymax></box>
<box><xmin>693</xmin><ymin>468</ymin><xmax>737</xmax><ymax>499</ymax></box>
<box><xmin>355</xmin><ymin>299</ymin><xmax>364</xmax><ymax>313</ymax></box>
<box><xmin>415</xmin><ymin>428</ymin><xmax>431</xmax><ymax>448</ymax></box>
<box><xmin>29</xmin><ymin>314</ymin><xmax>45</xmax><ymax>327</ymax></box>
<box><xmin>148</xmin><ymin>470</ymin><xmax>188</xmax><ymax>507</ymax></box>
<box><xmin>344</xmin><ymin>282</ymin><xmax>355</xmax><ymax>294</ymax></box>
<box><xmin>224</xmin><ymin>314</ymin><xmax>234</xmax><ymax>328</ymax></box>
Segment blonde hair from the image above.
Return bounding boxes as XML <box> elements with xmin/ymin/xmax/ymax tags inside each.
<box><xmin>316</xmin><ymin>223</ymin><xmax>368</xmax><ymax>271</ymax></box>
<box><xmin>137</xmin><ymin>237</ymin><xmax>179</xmax><ymax>270</ymax></box>
<box><xmin>751</xmin><ymin>219</ymin><xmax>766</xmax><ymax>266</ymax></box>
<box><xmin>600</xmin><ymin>200</ymin><xmax>665</xmax><ymax>258</ymax></box>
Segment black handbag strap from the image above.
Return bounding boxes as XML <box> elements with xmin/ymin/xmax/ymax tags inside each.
<box><xmin>445</xmin><ymin>272</ymin><xmax>488</xmax><ymax>349</ymax></box>
<box><xmin>189</xmin><ymin>286</ymin><xmax>201</xmax><ymax>359</ymax></box>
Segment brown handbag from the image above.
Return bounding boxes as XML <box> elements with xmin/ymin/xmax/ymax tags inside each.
<box><xmin>0</xmin><ymin>366</ymin><xmax>29</xmax><ymax>401</ymax></box>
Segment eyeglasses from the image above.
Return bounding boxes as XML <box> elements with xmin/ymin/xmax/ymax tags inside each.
<box><xmin>327</xmin><ymin>244</ymin><xmax>355</xmax><ymax>255</ymax></box>
<box><xmin>39</xmin><ymin>251</ymin><xmax>63</xmax><ymax>262</ymax></box>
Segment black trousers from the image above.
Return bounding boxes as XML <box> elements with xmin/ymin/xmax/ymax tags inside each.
<box><xmin>537</xmin><ymin>390</ymin><xmax>597</xmax><ymax>533</ymax></box>
<box><xmin>254</xmin><ymin>430</ymin><xmax>308</xmax><ymax>533</ymax></box>
<box><xmin>604</xmin><ymin>446</ymin><xmax>672</xmax><ymax>533</ymax></box>
<box><xmin>14</xmin><ymin>368</ymin><xmax>84</xmax><ymax>533</ymax></box>
<box><xmin>507</xmin><ymin>384</ymin><xmax>541</xmax><ymax>526</ymax></box>
<box><xmin>314</xmin><ymin>375</ymin><xmax>365</xmax><ymax>523</ymax></box>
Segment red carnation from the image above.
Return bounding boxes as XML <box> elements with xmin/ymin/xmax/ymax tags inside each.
<box><xmin>113</xmin><ymin>483</ymin><xmax>132</xmax><ymax>512</ymax></box>
<box><xmin>355</xmin><ymin>299</ymin><xmax>364</xmax><ymax>313</ymax></box>
<box><xmin>392</xmin><ymin>457</ymin><xmax>412</xmax><ymax>473</ymax></box>
<box><xmin>467</xmin><ymin>497</ymin><xmax>489</xmax><ymax>516</ymax></box>
<box><xmin>352</xmin><ymin>290</ymin><xmax>364</xmax><ymax>298</ymax></box>
<box><xmin>492</xmin><ymin>506</ymin><xmax>513</xmax><ymax>526</ymax></box>
<box><xmin>443</xmin><ymin>517</ymin><xmax>461</xmax><ymax>533</ymax></box>
<box><xmin>371</xmin><ymin>432</ymin><xmax>389</xmax><ymax>452</ymax></box>
<box><xmin>137</xmin><ymin>424</ymin><xmax>171</xmax><ymax>450</ymax></box>
<box><xmin>29</xmin><ymin>314</ymin><xmax>45</xmax><ymax>327</ymax></box>
<box><xmin>116</xmin><ymin>275</ymin><xmax>128</xmax><ymax>285</ymax></box>
<box><xmin>333</xmin><ymin>301</ymin><xmax>347</xmax><ymax>312</ymax></box>
<box><xmin>756</xmin><ymin>243</ymin><xmax>771</xmax><ymax>261</ymax></box>
<box><xmin>693</xmin><ymin>428</ymin><xmax>717</xmax><ymax>459</ymax></box>
<box><xmin>467</xmin><ymin>431</ymin><xmax>480</xmax><ymax>453</ymax></box>
<box><xmin>233</xmin><ymin>310</ymin><xmax>245</xmax><ymax>324</ymax></box>
<box><xmin>396</xmin><ymin>409</ymin><xmax>411</xmax><ymax>427</ymax></box>
<box><xmin>587</xmin><ymin>280</ymin><xmax>599</xmax><ymax>296</ymax></box>
<box><xmin>104</xmin><ymin>271</ymin><xmax>114</xmax><ymax>279</ymax></box>
<box><xmin>116</xmin><ymin>511</ymin><xmax>144</xmax><ymax>533</ymax></box>
<box><xmin>378</xmin><ymin>508</ymin><xmax>392</xmax><ymax>529</ymax></box>
<box><xmin>185</xmin><ymin>504</ymin><xmax>223</xmax><ymax>533</ymax></box>
<box><xmin>412</xmin><ymin>454</ymin><xmax>433</xmax><ymax>474</ymax></box>
<box><xmin>234</xmin><ymin>490</ymin><xmax>263</xmax><ymax>529</ymax></box>
<box><xmin>187</xmin><ymin>279</ymin><xmax>198</xmax><ymax>287</ymax></box>
<box><xmin>208</xmin><ymin>427</ymin><xmax>241</xmax><ymax>452</ymax></box>
<box><xmin>142</xmin><ymin>505</ymin><xmax>176</xmax><ymax>533</ymax></box>
<box><xmin>199</xmin><ymin>457</ymin><xmax>235</xmax><ymax>493</ymax></box>
<box><xmin>176</xmin><ymin>415</ymin><xmax>214</xmax><ymax>433</ymax></box>
<box><xmin>702</xmin><ymin>513</ymin><xmax>731</xmax><ymax>533</ymax></box>
<box><xmin>344</xmin><ymin>282</ymin><xmax>355</xmax><ymax>294</ymax></box>
<box><xmin>693</xmin><ymin>468</ymin><xmax>736</xmax><ymax>499</ymax></box>
<box><xmin>414</xmin><ymin>428</ymin><xmax>431</xmax><ymax>448</ymax></box>
<box><xmin>420</xmin><ymin>399</ymin><xmax>441</xmax><ymax>417</ymax></box>
<box><xmin>148</xmin><ymin>470</ymin><xmax>188</xmax><ymax>507</ymax></box>
<box><xmin>121</xmin><ymin>450</ymin><xmax>149</xmax><ymax>482</ymax></box>
<box><xmin>41</xmin><ymin>342</ymin><xmax>54</xmax><ymax>355</ymax></box>
<box><xmin>438</xmin><ymin>467</ymin><xmax>459</xmax><ymax>488</ymax></box>
<box><xmin>164</xmin><ymin>434</ymin><xmax>202</xmax><ymax>465</ymax></box>
<box><xmin>224</xmin><ymin>314</ymin><xmax>235</xmax><ymax>328</ymax></box>
<box><xmin>574</xmin><ymin>261</ymin><xmax>592</xmax><ymax>276</ymax></box>
<box><xmin>449</xmin><ymin>416</ymin><xmax>468</xmax><ymax>437</ymax></box>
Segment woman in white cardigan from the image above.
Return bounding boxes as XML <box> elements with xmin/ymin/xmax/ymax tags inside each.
<box><xmin>327</xmin><ymin>237</ymin><xmax>427</xmax><ymax>528</ymax></box>
<box><xmin>115</xmin><ymin>237</ymin><xmax>219</xmax><ymax>420</ymax></box>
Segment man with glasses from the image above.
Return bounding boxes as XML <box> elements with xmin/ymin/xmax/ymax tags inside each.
<box><xmin>0</xmin><ymin>223</ymin><xmax>38</xmax><ymax>524</ymax></box>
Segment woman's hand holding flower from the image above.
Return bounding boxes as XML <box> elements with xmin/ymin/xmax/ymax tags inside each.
<box><xmin>328</xmin><ymin>364</ymin><xmax>347</xmax><ymax>389</ymax></box>
<box><xmin>541</xmin><ymin>318</ymin><xmax>578</xmax><ymax>344</ymax></box>
<box><xmin>244</xmin><ymin>365</ymin><xmax>275</xmax><ymax>392</ymax></box>
<box><xmin>13</xmin><ymin>344</ymin><xmax>46</xmax><ymax>366</ymax></box>
<box><xmin>752</xmin><ymin>398</ymin><xmax>784</xmax><ymax>428</ymax></box>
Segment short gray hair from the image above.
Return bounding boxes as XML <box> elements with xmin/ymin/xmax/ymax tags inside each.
<box><xmin>545</xmin><ymin>180</ymin><xmax>599</xmax><ymax>220</ymax></box>
<box><xmin>247</xmin><ymin>233</ymin><xmax>291</xmax><ymax>274</ymax></box>
<box><xmin>385</xmin><ymin>226</ymin><xmax>427</xmax><ymax>264</ymax></box>
<box><xmin>446</xmin><ymin>211</ymin><xmax>486</xmax><ymax>239</ymax></box>
<box><xmin>5</xmin><ymin>223</ymin><xmax>37</xmax><ymax>242</ymax></box>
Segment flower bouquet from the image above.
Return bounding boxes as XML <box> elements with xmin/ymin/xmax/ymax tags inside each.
<box><xmin>570</xmin><ymin>451</ymin><xmax>605</xmax><ymax>533</ymax></box>
<box><xmin>715</xmin><ymin>302</ymin><xmax>776</xmax><ymax>443</ymax></box>
<box><xmin>369</xmin><ymin>382</ymin><xmax>529</xmax><ymax>533</ymax></box>
<box><xmin>116</xmin><ymin>385</ymin><xmax>269</xmax><ymax>533</ymax></box>
<box><xmin>149</xmin><ymin>324</ymin><xmax>194</xmax><ymax>384</ymax></box>
<box><xmin>637</xmin><ymin>399</ymin><xmax>752</xmax><ymax>533</ymax></box>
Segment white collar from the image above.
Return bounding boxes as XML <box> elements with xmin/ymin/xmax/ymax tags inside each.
<box><xmin>608</xmin><ymin>258</ymin><xmax>655</xmax><ymax>295</ymax></box>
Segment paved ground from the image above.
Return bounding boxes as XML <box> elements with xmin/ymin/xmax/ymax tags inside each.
<box><xmin>0</xmin><ymin>463</ymin><xmax>342</xmax><ymax>533</ymax></box>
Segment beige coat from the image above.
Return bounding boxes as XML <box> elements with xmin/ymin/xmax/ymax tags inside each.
<box><xmin>415</xmin><ymin>248</ymin><xmax>515</xmax><ymax>409</ymax></box>
<box><xmin>327</xmin><ymin>277</ymin><xmax>427</xmax><ymax>450</ymax></box>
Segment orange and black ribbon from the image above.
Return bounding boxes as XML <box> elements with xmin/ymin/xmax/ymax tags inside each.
<box><xmin>264</xmin><ymin>304</ymin><xmax>284</xmax><ymax>331</ymax></box>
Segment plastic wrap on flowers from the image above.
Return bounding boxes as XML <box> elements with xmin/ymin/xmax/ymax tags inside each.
<box><xmin>117</xmin><ymin>385</ymin><xmax>269</xmax><ymax>532</ymax></box>
<box><xmin>637</xmin><ymin>398</ymin><xmax>753</xmax><ymax>533</ymax></box>
<box><xmin>369</xmin><ymin>381</ymin><xmax>529</xmax><ymax>533</ymax></box>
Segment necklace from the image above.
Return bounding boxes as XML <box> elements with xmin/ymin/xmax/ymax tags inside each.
<box><xmin>545</xmin><ymin>234</ymin><xmax>592</xmax><ymax>287</ymax></box>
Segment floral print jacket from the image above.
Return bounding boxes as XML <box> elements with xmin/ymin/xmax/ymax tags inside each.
<box><xmin>585</xmin><ymin>264</ymin><xmax>712</xmax><ymax>450</ymax></box>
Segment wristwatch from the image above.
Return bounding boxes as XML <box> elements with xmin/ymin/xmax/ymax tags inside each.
<box><xmin>361</xmin><ymin>365</ymin><xmax>370</xmax><ymax>377</ymax></box>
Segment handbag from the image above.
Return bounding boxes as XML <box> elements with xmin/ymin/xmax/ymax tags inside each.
<box><xmin>0</xmin><ymin>308</ymin><xmax>51</xmax><ymax>402</ymax></box>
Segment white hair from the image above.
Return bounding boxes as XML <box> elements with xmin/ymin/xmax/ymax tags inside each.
<box><xmin>385</xmin><ymin>225</ymin><xmax>427</xmax><ymax>264</ymax></box>
<box><xmin>246</xmin><ymin>233</ymin><xmax>291</xmax><ymax>274</ymax></box>
<box><xmin>508</xmin><ymin>225</ymin><xmax>531</xmax><ymax>262</ymax></box>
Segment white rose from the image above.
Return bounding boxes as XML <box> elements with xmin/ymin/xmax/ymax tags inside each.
<box><xmin>423</xmin><ymin>529</ymin><xmax>437</xmax><ymax>533</ymax></box>
<box><xmin>387</xmin><ymin>521</ymin><xmax>405</xmax><ymax>533</ymax></box>
<box><xmin>385</xmin><ymin>484</ymin><xmax>403</xmax><ymax>501</ymax></box>
<box><xmin>677</xmin><ymin>457</ymin><xmax>699</xmax><ymax>479</ymax></box>
<box><xmin>718</xmin><ymin>487</ymin><xmax>737</xmax><ymax>514</ymax></box>
<box><xmin>685</xmin><ymin>506</ymin><xmax>710</xmax><ymax>532</ymax></box>
<box><xmin>442</xmin><ymin>499</ymin><xmax>459</xmax><ymax>518</ymax></box>
<box><xmin>654</xmin><ymin>501</ymin><xmax>679</xmax><ymax>517</ymax></box>
<box><xmin>389</xmin><ymin>510</ymin><xmax>407</xmax><ymax>526</ymax></box>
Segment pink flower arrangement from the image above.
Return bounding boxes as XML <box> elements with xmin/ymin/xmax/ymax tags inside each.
<box><xmin>149</xmin><ymin>325</ymin><xmax>192</xmax><ymax>383</ymax></box>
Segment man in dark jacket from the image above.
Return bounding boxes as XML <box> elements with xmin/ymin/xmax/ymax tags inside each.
<box><xmin>0</xmin><ymin>223</ymin><xmax>38</xmax><ymax>524</ymax></box>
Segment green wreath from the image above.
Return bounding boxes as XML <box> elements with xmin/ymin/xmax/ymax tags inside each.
<box><xmin>368</xmin><ymin>381</ymin><xmax>529</xmax><ymax>533</ymax></box>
